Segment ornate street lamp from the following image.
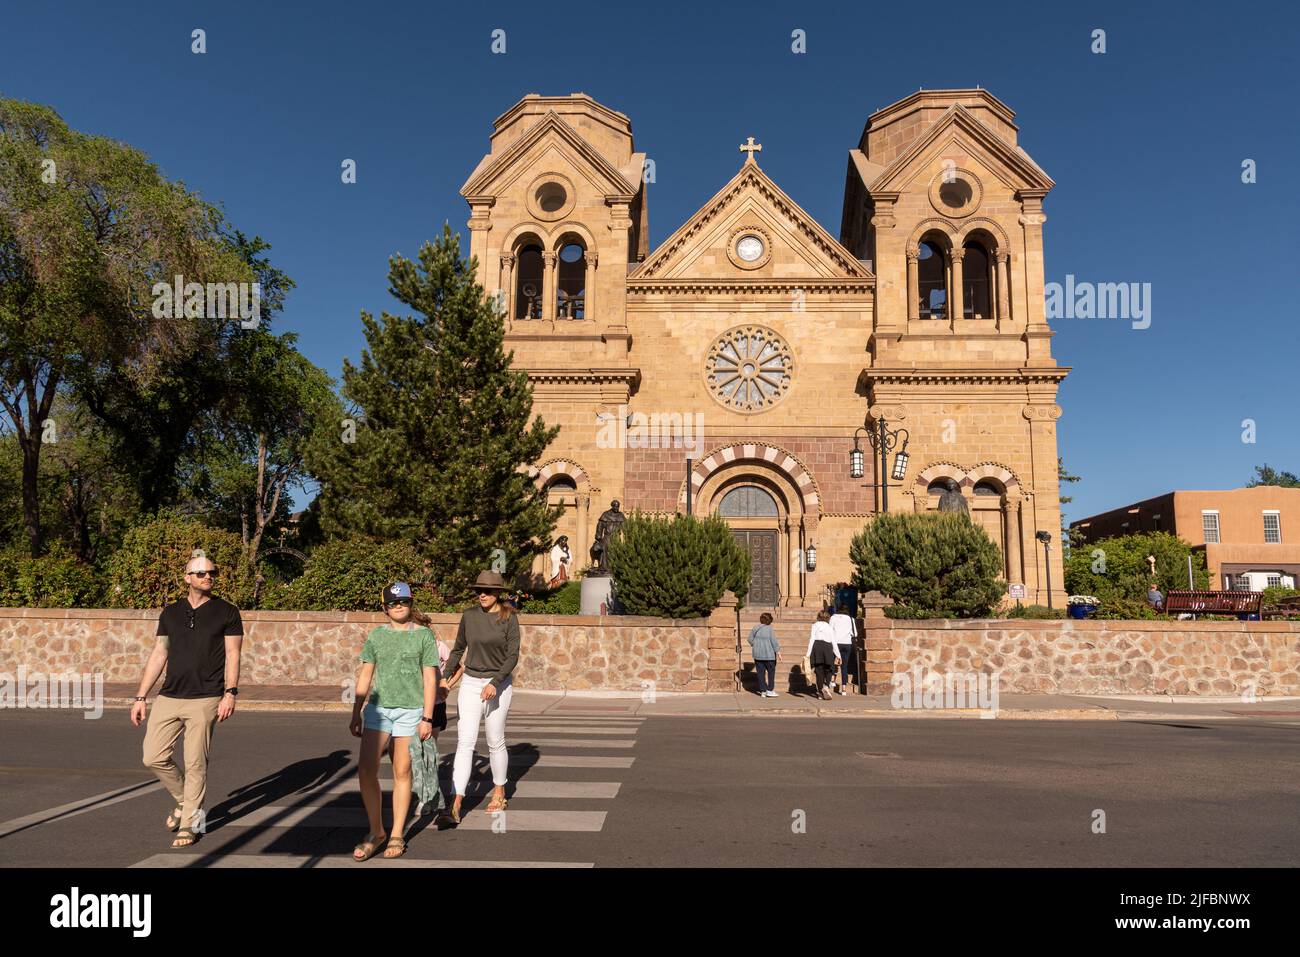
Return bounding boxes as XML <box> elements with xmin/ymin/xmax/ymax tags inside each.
<box><xmin>805</xmin><ymin>542</ymin><xmax>817</xmax><ymax>571</ymax></box>
<box><xmin>850</xmin><ymin>416</ymin><xmax>910</xmax><ymax>513</ymax></box>
<box><xmin>1036</xmin><ymin>530</ymin><xmax>1053</xmax><ymax>609</ymax></box>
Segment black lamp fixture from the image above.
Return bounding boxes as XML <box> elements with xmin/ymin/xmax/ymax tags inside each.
<box><xmin>850</xmin><ymin>415</ymin><xmax>910</xmax><ymax>513</ymax></box>
<box><xmin>1035</xmin><ymin>530</ymin><xmax>1054</xmax><ymax>609</ymax></box>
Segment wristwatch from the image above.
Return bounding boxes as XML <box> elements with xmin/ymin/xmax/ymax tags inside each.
<box><xmin>421</xmin><ymin>715</ymin><xmax>434</xmax><ymax>723</ymax></box>
<box><xmin>224</xmin><ymin>687</ymin><xmax>239</xmax><ymax>696</ymax></box>
<box><xmin>134</xmin><ymin>696</ymin><xmax>147</xmax><ymax>702</ymax></box>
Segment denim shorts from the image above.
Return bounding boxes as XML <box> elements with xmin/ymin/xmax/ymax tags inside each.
<box><xmin>362</xmin><ymin>703</ymin><xmax>422</xmax><ymax>737</ymax></box>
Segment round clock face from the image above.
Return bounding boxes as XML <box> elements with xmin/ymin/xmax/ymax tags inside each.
<box><xmin>735</xmin><ymin>235</ymin><xmax>765</xmax><ymax>262</ymax></box>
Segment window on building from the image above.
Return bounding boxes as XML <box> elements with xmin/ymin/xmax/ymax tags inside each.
<box><xmin>1264</xmin><ymin>511</ymin><xmax>1281</xmax><ymax>544</ymax></box>
<box><xmin>514</xmin><ymin>243</ymin><xmax>544</xmax><ymax>319</ymax></box>
<box><xmin>718</xmin><ymin>485</ymin><xmax>779</xmax><ymax>518</ymax></box>
<box><xmin>556</xmin><ymin>242</ymin><xmax>586</xmax><ymax>319</ymax></box>
<box><xmin>962</xmin><ymin>242</ymin><xmax>992</xmax><ymax>319</ymax></box>
<box><xmin>1267</xmin><ymin>574</ymin><xmax>1282</xmax><ymax>589</ymax></box>
<box><xmin>917</xmin><ymin>241</ymin><xmax>947</xmax><ymax>320</ymax></box>
<box><xmin>1152</xmin><ymin>513</ymin><xmax>1162</xmax><ymax>532</ymax></box>
<box><xmin>972</xmin><ymin>480</ymin><xmax>1002</xmax><ymax>496</ymax></box>
<box><xmin>1202</xmin><ymin>511</ymin><xmax>1220</xmax><ymax>544</ymax></box>
<box><xmin>1230</xmin><ymin>574</ymin><xmax>1251</xmax><ymax>591</ymax></box>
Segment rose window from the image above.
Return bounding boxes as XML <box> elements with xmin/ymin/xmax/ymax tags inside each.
<box><xmin>704</xmin><ymin>325</ymin><xmax>793</xmax><ymax>413</ymax></box>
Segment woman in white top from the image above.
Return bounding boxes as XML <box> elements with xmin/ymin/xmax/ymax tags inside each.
<box><xmin>804</xmin><ymin>609</ymin><xmax>841</xmax><ymax>700</ymax></box>
<box><xmin>829</xmin><ymin>604</ymin><xmax>858</xmax><ymax>695</ymax></box>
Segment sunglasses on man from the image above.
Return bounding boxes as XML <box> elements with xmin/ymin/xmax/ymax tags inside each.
<box><xmin>187</xmin><ymin>569</ymin><xmax>218</xmax><ymax>579</ymax></box>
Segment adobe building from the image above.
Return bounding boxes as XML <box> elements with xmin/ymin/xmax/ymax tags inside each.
<box><xmin>460</xmin><ymin>90</ymin><xmax>1069</xmax><ymax>608</ymax></box>
<box><xmin>1071</xmin><ymin>487</ymin><xmax>1300</xmax><ymax>591</ymax></box>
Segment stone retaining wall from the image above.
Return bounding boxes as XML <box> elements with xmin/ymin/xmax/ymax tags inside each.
<box><xmin>869</xmin><ymin>618</ymin><xmax>1300</xmax><ymax>697</ymax></box>
<box><xmin>5</xmin><ymin>606</ymin><xmax>1296</xmax><ymax>697</ymax></box>
<box><xmin>0</xmin><ymin>606</ymin><xmax>735</xmax><ymax>693</ymax></box>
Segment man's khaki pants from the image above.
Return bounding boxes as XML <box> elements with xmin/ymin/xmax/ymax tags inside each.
<box><xmin>142</xmin><ymin>695</ymin><xmax>221</xmax><ymax>832</ymax></box>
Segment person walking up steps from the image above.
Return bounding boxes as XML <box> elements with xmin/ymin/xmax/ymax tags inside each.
<box><xmin>829</xmin><ymin>603</ymin><xmax>858</xmax><ymax>695</ymax></box>
<box><xmin>747</xmin><ymin>612</ymin><xmax>781</xmax><ymax>697</ymax></box>
<box><xmin>350</xmin><ymin>582</ymin><xmax>440</xmax><ymax>861</ymax></box>
<box><xmin>804</xmin><ymin>609</ymin><xmax>841</xmax><ymax>700</ymax></box>
<box><xmin>442</xmin><ymin>570</ymin><xmax>520</xmax><ymax>824</ymax></box>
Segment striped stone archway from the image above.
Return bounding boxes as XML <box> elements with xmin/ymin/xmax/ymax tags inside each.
<box><xmin>677</xmin><ymin>443</ymin><xmax>822</xmax><ymax>516</ymax></box>
<box><xmin>528</xmin><ymin>458</ymin><xmax>593</xmax><ymax>580</ymax></box>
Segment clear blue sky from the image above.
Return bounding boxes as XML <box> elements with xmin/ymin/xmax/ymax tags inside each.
<box><xmin>3</xmin><ymin>0</ymin><xmax>1297</xmax><ymax>522</ymax></box>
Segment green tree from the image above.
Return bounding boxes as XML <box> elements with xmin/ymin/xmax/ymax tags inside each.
<box><xmin>607</xmin><ymin>512</ymin><xmax>750</xmax><ymax>618</ymax></box>
<box><xmin>262</xmin><ymin>537</ymin><xmax>448</xmax><ymax>612</ymax></box>
<box><xmin>105</xmin><ymin>513</ymin><xmax>258</xmax><ymax>608</ymax></box>
<box><xmin>850</xmin><ymin>512</ymin><xmax>1004</xmax><ymax>618</ymax></box>
<box><xmin>1064</xmin><ymin>530</ymin><xmax>1208</xmax><ymax>603</ymax></box>
<box><xmin>0</xmin><ymin>97</ymin><xmax>253</xmax><ymax>555</ymax></box>
<box><xmin>1248</xmin><ymin>464</ymin><xmax>1299</xmax><ymax>488</ymax></box>
<box><xmin>308</xmin><ymin>226</ymin><xmax>559</xmax><ymax>600</ymax></box>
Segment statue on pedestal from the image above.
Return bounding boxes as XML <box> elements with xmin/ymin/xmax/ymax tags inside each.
<box><xmin>589</xmin><ymin>500</ymin><xmax>626</xmax><ymax>575</ymax></box>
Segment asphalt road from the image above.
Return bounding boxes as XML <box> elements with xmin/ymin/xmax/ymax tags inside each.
<box><xmin>1</xmin><ymin>707</ymin><xmax>1297</xmax><ymax>867</ymax></box>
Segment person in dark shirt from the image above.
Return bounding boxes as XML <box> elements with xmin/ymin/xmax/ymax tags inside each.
<box><xmin>441</xmin><ymin>570</ymin><xmax>520</xmax><ymax>824</ymax></box>
<box><xmin>130</xmin><ymin>554</ymin><xmax>243</xmax><ymax>849</ymax></box>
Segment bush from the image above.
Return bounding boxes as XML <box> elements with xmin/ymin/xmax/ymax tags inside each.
<box><xmin>265</xmin><ymin>537</ymin><xmax>450</xmax><ymax>612</ymax></box>
<box><xmin>1003</xmin><ymin>603</ymin><xmax>1067</xmax><ymax>619</ymax></box>
<box><xmin>1065</xmin><ymin>531</ymin><xmax>1208</xmax><ymax>604</ymax></box>
<box><xmin>0</xmin><ymin>544</ymin><xmax>101</xmax><ymax>607</ymax></box>
<box><xmin>1093</xmin><ymin>596</ymin><xmax>1164</xmax><ymax>620</ymax></box>
<box><xmin>1261</xmin><ymin>585</ymin><xmax>1299</xmax><ymax>609</ymax></box>
<box><xmin>607</xmin><ymin>511</ymin><xmax>750</xmax><ymax>618</ymax></box>
<box><xmin>520</xmin><ymin>579</ymin><xmax>582</xmax><ymax>615</ymax></box>
<box><xmin>850</xmin><ymin>512</ymin><xmax>1004</xmax><ymax>618</ymax></box>
<box><xmin>106</xmin><ymin>514</ymin><xmax>257</xmax><ymax>608</ymax></box>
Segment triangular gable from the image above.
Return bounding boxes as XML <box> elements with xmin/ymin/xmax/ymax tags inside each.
<box><xmin>460</xmin><ymin>110</ymin><xmax>637</xmax><ymax>199</ymax></box>
<box><xmin>631</xmin><ymin>160</ymin><xmax>871</xmax><ymax>280</ymax></box>
<box><xmin>869</xmin><ymin>103</ymin><xmax>1054</xmax><ymax>195</ymax></box>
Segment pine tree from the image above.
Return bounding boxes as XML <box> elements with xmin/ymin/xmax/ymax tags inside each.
<box><xmin>608</xmin><ymin>512</ymin><xmax>751</xmax><ymax>618</ymax></box>
<box><xmin>308</xmin><ymin>225</ymin><xmax>560</xmax><ymax>599</ymax></box>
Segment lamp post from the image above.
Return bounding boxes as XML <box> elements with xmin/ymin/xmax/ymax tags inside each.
<box><xmin>1036</xmin><ymin>530</ymin><xmax>1053</xmax><ymax>609</ymax></box>
<box><xmin>850</xmin><ymin>416</ymin><xmax>910</xmax><ymax>514</ymax></box>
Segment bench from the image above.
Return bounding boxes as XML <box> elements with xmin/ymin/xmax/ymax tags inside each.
<box><xmin>1164</xmin><ymin>589</ymin><xmax>1262</xmax><ymax>617</ymax></box>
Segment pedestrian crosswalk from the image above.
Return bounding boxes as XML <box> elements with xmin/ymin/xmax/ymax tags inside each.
<box><xmin>129</xmin><ymin>710</ymin><xmax>645</xmax><ymax>868</ymax></box>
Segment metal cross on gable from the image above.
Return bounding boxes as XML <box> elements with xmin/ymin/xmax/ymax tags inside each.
<box><xmin>739</xmin><ymin>136</ymin><xmax>762</xmax><ymax>160</ymax></box>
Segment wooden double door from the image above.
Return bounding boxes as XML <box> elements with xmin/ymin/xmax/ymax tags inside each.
<box><xmin>732</xmin><ymin>529</ymin><xmax>780</xmax><ymax>605</ymax></box>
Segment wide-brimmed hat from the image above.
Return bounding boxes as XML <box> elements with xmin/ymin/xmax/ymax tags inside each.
<box><xmin>470</xmin><ymin>570</ymin><xmax>509</xmax><ymax>592</ymax></box>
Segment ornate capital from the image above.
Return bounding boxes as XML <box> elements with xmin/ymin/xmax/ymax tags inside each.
<box><xmin>500</xmin><ymin>254</ymin><xmax>515</xmax><ymax>269</ymax></box>
<box><xmin>868</xmin><ymin>404</ymin><xmax>907</xmax><ymax>422</ymax></box>
<box><xmin>542</xmin><ymin>251</ymin><xmax>557</xmax><ymax>266</ymax></box>
<box><xmin>587</xmin><ymin>252</ymin><xmax>598</xmax><ymax>268</ymax></box>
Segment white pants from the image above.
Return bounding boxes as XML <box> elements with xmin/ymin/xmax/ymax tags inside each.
<box><xmin>453</xmin><ymin>675</ymin><xmax>513</xmax><ymax>794</ymax></box>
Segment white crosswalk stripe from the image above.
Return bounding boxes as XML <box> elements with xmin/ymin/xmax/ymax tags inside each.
<box><xmin>130</xmin><ymin>710</ymin><xmax>646</xmax><ymax>868</ymax></box>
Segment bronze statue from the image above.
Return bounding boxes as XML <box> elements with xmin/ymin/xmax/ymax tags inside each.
<box><xmin>589</xmin><ymin>500</ymin><xmax>626</xmax><ymax>575</ymax></box>
<box><xmin>937</xmin><ymin>479</ymin><xmax>969</xmax><ymax>516</ymax></box>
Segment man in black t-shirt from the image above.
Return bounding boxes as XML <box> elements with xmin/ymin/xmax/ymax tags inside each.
<box><xmin>130</xmin><ymin>554</ymin><xmax>244</xmax><ymax>849</ymax></box>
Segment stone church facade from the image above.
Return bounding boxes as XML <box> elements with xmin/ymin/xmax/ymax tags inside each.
<box><xmin>460</xmin><ymin>89</ymin><xmax>1068</xmax><ymax>608</ymax></box>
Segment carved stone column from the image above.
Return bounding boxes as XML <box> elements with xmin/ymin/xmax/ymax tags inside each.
<box><xmin>584</xmin><ymin>251</ymin><xmax>597</xmax><ymax>321</ymax></box>
<box><xmin>577</xmin><ymin>493</ymin><xmax>590</xmax><ymax>572</ymax></box>
<box><xmin>906</xmin><ymin>247</ymin><xmax>919</xmax><ymax>321</ymax></box>
<box><xmin>499</xmin><ymin>254</ymin><xmax>515</xmax><ymax>323</ymax></box>
<box><xmin>996</xmin><ymin>253</ymin><xmax>1011</xmax><ymax>327</ymax></box>
<box><xmin>948</xmin><ymin>248</ymin><xmax>964</xmax><ymax>326</ymax></box>
<box><xmin>541</xmin><ymin>251</ymin><xmax>557</xmax><ymax>323</ymax></box>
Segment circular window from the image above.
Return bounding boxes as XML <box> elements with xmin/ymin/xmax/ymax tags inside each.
<box><xmin>726</xmin><ymin>225</ymin><xmax>773</xmax><ymax>270</ymax></box>
<box><xmin>559</xmin><ymin>242</ymin><xmax>584</xmax><ymax>263</ymax></box>
<box><xmin>526</xmin><ymin>173</ymin><xmax>576</xmax><ymax>221</ymax></box>
<box><xmin>928</xmin><ymin>168</ymin><xmax>982</xmax><ymax>217</ymax></box>
<box><xmin>704</xmin><ymin>325</ymin><xmax>793</xmax><ymax>414</ymax></box>
<box><xmin>938</xmin><ymin>179</ymin><xmax>973</xmax><ymax>210</ymax></box>
<box><xmin>536</xmin><ymin>182</ymin><xmax>567</xmax><ymax>213</ymax></box>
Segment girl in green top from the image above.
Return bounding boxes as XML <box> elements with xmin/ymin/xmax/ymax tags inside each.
<box><xmin>349</xmin><ymin>581</ymin><xmax>440</xmax><ymax>861</ymax></box>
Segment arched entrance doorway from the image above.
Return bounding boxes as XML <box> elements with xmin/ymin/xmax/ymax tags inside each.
<box><xmin>718</xmin><ymin>484</ymin><xmax>781</xmax><ymax>605</ymax></box>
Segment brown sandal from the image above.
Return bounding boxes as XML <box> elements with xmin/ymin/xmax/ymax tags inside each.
<box><xmin>165</xmin><ymin>808</ymin><xmax>184</xmax><ymax>832</ymax></box>
<box><xmin>381</xmin><ymin>837</ymin><xmax>407</xmax><ymax>859</ymax></box>
<box><xmin>353</xmin><ymin>833</ymin><xmax>387</xmax><ymax>862</ymax></box>
<box><xmin>485</xmin><ymin>792</ymin><xmax>508</xmax><ymax>813</ymax></box>
<box><xmin>171</xmin><ymin>829</ymin><xmax>198</xmax><ymax>849</ymax></box>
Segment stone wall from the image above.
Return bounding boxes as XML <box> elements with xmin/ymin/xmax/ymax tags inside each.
<box><xmin>0</xmin><ymin>607</ymin><xmax>734</xmax><ymax>693</ymax></box>
<box><xmin>874</xmin><ymin>618</ymin><xmax>1300</xmax><ymax>697</ymax></box>
<box><xmin>6</xmin><ymin>607</ymin><xmax>1296</xmax><ymax>697</ymax></box>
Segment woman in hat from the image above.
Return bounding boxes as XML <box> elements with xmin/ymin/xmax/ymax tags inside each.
<box><xmin>441</xmin><ymin>570</ymin><xmax>520</xmax><ymax>823</ymax></box>
<box><xmin>349</xmin><ymin>582</ymin><xmax>440</xmax><ymax>860</ymax></box>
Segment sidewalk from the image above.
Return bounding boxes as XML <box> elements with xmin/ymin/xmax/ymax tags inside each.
<box><xmin>100</xmin><ymin>684</ymin><xmax>1300</xmax><ymax>721</ymax></box>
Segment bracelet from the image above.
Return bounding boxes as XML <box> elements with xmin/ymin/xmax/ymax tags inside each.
<box><xmin>134</xmin><ymin>696</ymin><xmax>147</xmax><ymax>702</ymax></box>
<box><xmin>421</xmin><ymin>716</ymin><xmax>434</xmax><ymax>724</ymax></box>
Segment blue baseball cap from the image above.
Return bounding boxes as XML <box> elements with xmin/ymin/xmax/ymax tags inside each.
<box><xmin>383</xmin><ymin>581</ymin><xmax>412</xmax><ymax>604</ymax></box>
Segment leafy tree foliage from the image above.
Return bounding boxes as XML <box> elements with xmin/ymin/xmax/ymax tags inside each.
<box><xmin>606</xmin><ymin>512</ymin><xmax>750</xmax><ymax>618</ymax></box>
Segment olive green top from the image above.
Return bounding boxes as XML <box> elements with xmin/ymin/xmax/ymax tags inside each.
<box><xmin>359</xmin><ymin>625</ymin><xmax>440</xmax><ymax>709</ymax></box>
